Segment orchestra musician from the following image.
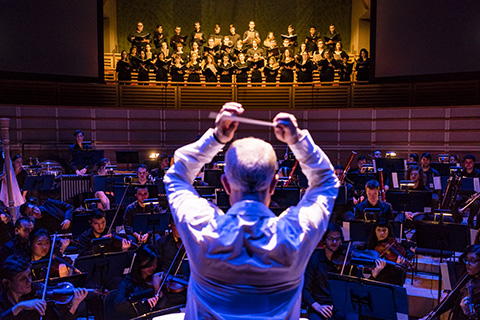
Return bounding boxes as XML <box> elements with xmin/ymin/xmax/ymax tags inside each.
<box><xmin>76</xmin><ymin>209</ymin><xmax>131</xmax><ymax>257</ymax></box>
<box><xmin>93</xmin><ymin>157</ymin><xmax>112</xmax><ymax>210</ymax></box>
<box><xmin>453</xmin><ymin>154</ymin><xmax>480</xmax><ymax>227</ymax></box>
<box><xmin>20</xmin><ymin>199</ymin><xmax>73</xmax><ymax>234</ymax></box>
<box><xmin>68</xmin><ymin>130</ymin><xmax>88</xmax><ymax>175</ymax></box>
<box><xmin>113</xmin><ymin>244</ymin><xmax>167</xmax><ymax>320</ymax></box>
<box><xmin>354</xmin><ymin>180</ymin><xmax>394</xmax><ymax>221</ymax></box>
<box><xmin>0</xmin><ymin>217</ymin><xmax>34</xmax><ymax>268</ymax></box>
<box><xmin>366</xmin><ymin>220</ymin><xmax>407</xmax><ymax>286</ymax></box>
<box><xmin>154</xmin><ymin>216</ymin><xmax>187</xmax><ymax>307</ymax></box>
<box><xmin>12</xmin><ymin>155</ymin><xmax>28</xmax><ymax>198</ymax></box>
<box><xmin>332</xmin><ymin>165</ymin><xmax>357</xmax><ymax>224</ymax></box>
<box><xmin>0</xmin><ymin>255</ymin><xmax>88</xmax><ymax>320</ymax></box>
<box><xmin>303</xmin><ymin>223</ymin><xmax>346</xmax><ymax>320</ymax></box>
<box><xmin>28</xmin><ymin>229</ymin><xmax>72</xmax><ymax>281</ymax></box>
<box><xmin>164</xmin><ymin>102</ymin><xmax>338</xmax><ymax>318</ymax></box>
<box><xmin>123</xmin><ymin>186</ymin><xmax>160</xmax><ymax>244</ymax></box>
<box><xmin>420</xmin><ymin>152</ymin><xmax>439</xmax><ymax>190</ymax></box>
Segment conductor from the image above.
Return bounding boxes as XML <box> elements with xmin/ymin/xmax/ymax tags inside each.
<box><xmin>164</xmin><ymin>102</ymin><xmax>339</xmax><ymax>319</ymax></box>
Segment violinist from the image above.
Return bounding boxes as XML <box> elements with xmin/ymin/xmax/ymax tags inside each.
<box><xmin>113</xmin><ymin>244</ymin><xmax>167</xmax><ymax>320</ymax></box>
<box><xmin>303</xmin><ymin>223</ymin><xmax>345</xmax><ymax>320</ymax></box>
<box><xmin>0</xmin><ymin>217</ymin><xmax>34</xmax><ymax>268</ymax></box>
<box><xmin>154</xmin><ymin>216</ymin><xmax>187</xmax><ymax>306</ymax></box>
<box><xmin>76</xmin><ymin>209</ymin><xmax>131</xmax><ymax>257</ymax></box>
<box><xmin>28</xmin><ymin>229</ymin><xmax>71</xmax><ymax>281</ymax></box>
<box><xmin>0</xmin><ymin>255</ymin><xmax>88</xmax><ymax>320</ymax></box>
<box><xmin>366</xmin><ymin>220</ymin><xmax>406</xmax><ymax>286</ymax></box>
<box><xmin>354</xmin><ymin>180</ymin><xmax>394</xmax><ymax>221</ymax></box>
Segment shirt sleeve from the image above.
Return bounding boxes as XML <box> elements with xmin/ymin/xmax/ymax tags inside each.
<box><xmin>164</xmin><ymin>128</ymin><xmax>225</xmax><ymax>238</ymax></box>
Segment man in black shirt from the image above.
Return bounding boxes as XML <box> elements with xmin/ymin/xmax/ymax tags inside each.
<box><xmin>0</xmin><ymin>217</ymin><xmax>34</xmax><ymax>267</ymax></box>
<box><xmin>20</xmin><ymin>199</ymin><xmax>73</xmax><ymax>233</ymax></box>
<box><xmin>151</xmin><ymin>155</ymin><xmax>170</xmax><ymax>179</ymax></box>
<box><xmin>123</xmin><ymin>186</ymin><xmax>159</xmax><ymax>243</ymax></box>
<box><xmin>76</xmin><ymin>209</ymin><xmax>131</xmax><ymax>257</ymax></box>
<box><xmin>420</xmin><ymin>152</ymin><xmax>439</xmax><ymax>189</ymax></box>
<box><xmin>354</xmin><ymin>180</ymin><xmax>394</xmax><ymax>221</ymax></box>
<box><xmin>303</xmin><ymin>223</ymin><xmax>344</xmax><ymax>320</ymax></box>
<box><xmin>128</xmin><ymin>21</ymin><xmax>151</xmax><ymax>52</ymax></box>
<box><xmin>189</xmin><ymin>22</ymin><xmax>206</xmax><ymax>50</ymax></box>
<box><xmin>324</xmin><ymin>24</ymin><xmax>341</xmax><ymax>52</ymax></box>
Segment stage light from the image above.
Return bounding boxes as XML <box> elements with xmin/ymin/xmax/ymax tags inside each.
<box><xmin>385</xmin><ymin>151</ymin><xmax>396</xmax><ymax>158</ymax></box>
<box><xmin>149</xmin><ymin>152</ymin><xmax>160</xmax><ymax>159</ymax></box>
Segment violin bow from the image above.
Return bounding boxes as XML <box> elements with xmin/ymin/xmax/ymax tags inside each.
<box><xmin>155</xmin><ymin>243</ymin><xmax>185</xmax><ymax>299</ymax></box>
<box><xmin>40</xmin><ymin>233</ymin><xmax>57</xmax><ymax>320</ymax></box>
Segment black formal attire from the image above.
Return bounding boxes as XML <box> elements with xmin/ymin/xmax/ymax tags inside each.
<box><xmin>170</xmin><ymin>34</ymin><xmax>186</xmax><ymax>49</ymax></box>
<box><xmin>228</xmin><ymin>33</ymin><xmax>241</xmax><ymax>46</ymax></box>
<box><xmin>324</xmin><ymin>31</ymin><xmax>341</xmax><ymax>51</ymax></box>
<box><xmin>150</xmin><ymin>167</ymin><xmax>166</xmax><ymax>179</ymax></box>
<box><xmin>264</xmin><ymin>65</ymin><xmax>279</xmax><ymax>83</ymax></box>
<box><xmin>355</xmin><ymin>58</ymin><xmax>370</xmax><ymax>81</ymax></box>
<box><xmin>354</xmin><ymin>199</ymin><xmax>394</xmax><ymax>221</ymax></box>
<box><xmin>209</xmin><ymin>33</ymin><xmax>223</xmax><ymax>47</ymax></box>
<box><xmin>303</xmin><ymin>249</ymin><xmax>342</xmax><ymax>320</ymax></box>
<box><xmin>114</xmin><ymin>274</ymin><xmax>168</xmax><ymax>320</ymax></box>
<box><xmin>68</xmin><ymin>143</ymin><xmax>88</xmax><ymax>173</ymax></box>
<box><xmin>0</xmin><ymin>236</ymin><xmax>29</xmax><ymax>267</ymax></box>
<box><xmin>280</xmin><ymin>60</ymin><xmax>295</xmax><ymax>82</ymax></box>
<box><xmin>202</xmin><ymin>65</ymin><xmax>218</xmax><ymax>83</ymax></box>
<box><xmin>318</xmin><ymin>59</ymin><xmax>339</xmax><ymax>83</ymax></box>
<box><xmin>76</xmin><ymin>227</ymin><xmax>121</xmax><ymax>257</ymax></box>
<box><xmin>16</xmin><ymin>169</ymin><xmax>28</xmax><ymax>191</ymax></box>
<box><xmin>421</xmin><ymin>166</ymin><xmax>440</xmax><ymax>190</ymax></box>
<box><xmin>128</xmin><ymin>30</ymin><xmax>150</xmax><ymax>52</ymax></box>
<box><xmin>218</xmin><ymin>63</ymin><xmax>234</xmax><ymax>83</ymax></box>
<box><xmin>249</xmin><ymin>60</ymin><xmax>264</xmax><ymax>83</ymax></box>
<box><xmin>123</xmin><ymin>201</ymin><xmax>158</xmax><ymax>237</ymax></box>
<box><xmin>153</xmin><ymin>30</ymin><xmax>168</xmax><ymax>49</ymax></box>
<box><xmin>246</xmin><ymin>47</ymin><xmax>264</xmax><ymax>58</ymax></box>
<box><xmin>0</xmin><ymin>217</ymin><xmax>14</xmax><ymax>247</ymax></box>
<box><xmin>154</xmin><ymin>59</ymin><xmax>169</xmax><ymax>82</ymax></box>
<box><xmin>305</xmin><ymin>34</ymin><xmax>320</xmax><ymax>53</ymax></box>
<box><xmin>189</xmin><ymin>30</ymin><xmax>206</xmax><ymax>49</ymax></box>
<box><xmin>235</xmin><ymin>62</ymin><xmax>249</xmax><ymax>83</ymax></box>
<box><xmin>116</xmin><ymin>60</ymin><xmax>132</xmax><ymax>84</ymax></box>
<box><xmin>187</xmin><ymin>62</ymin><xmax>201</xmax><ymax>82</ymax></box>
<box><xmin>333</xmin><ymin>182</ymin><xmax>355</xmax><ymax>223</ymax></box>
<box><xmin>333</xmin><ymin>50</ymin><xmax>348</xmax><ymax>62</ymax></box>
<box><xmin>296</xmin><ymin>60</ymin><xmax>314</xmax><ymax>83</ymax></box>
<box><xmin>154</xmin><ymin>233</ymin><xmax>187</xmax><ymax>306</ymax></box>
<box><xmin>170</xmin><ymin>64</ymin><xmax>186</xmax><ymax>82</ymax></box>
<box><xmin>35</xmin><ymin>199</ymin><xmax>74</xmax><ymax>234</ymax></box>
<box><xmin>338</xmin><ymin>61</ymin><xmax>353</xmax><ymax>82</ymax></box>
<box><xmin>134</xmin><ymin>57</ymin><xmax>151</xmax><ymax>83</ymax></box>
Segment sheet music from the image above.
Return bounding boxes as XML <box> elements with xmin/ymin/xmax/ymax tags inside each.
<box><xmin>342</xmin><ymin>221</ymin><xmax>350</xmax><ymax>241</ymax></box>
<box><xmin>433</xmin><ymin>176</ymin><xmax>442</xmax><ymax>190</ymax></box>
<box><xmin>392</xmin><ymin>172</ymin><xmax>399</xmax><ymax>189</ymax></box>
<box><xmin>474</xmin><ymin>177</ymin><xmax>480</xmax><ymax>192</ymax></box>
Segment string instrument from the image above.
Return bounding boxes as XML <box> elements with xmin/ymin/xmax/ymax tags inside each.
<box><xmin>285</xmin><ymin>160</ymin><xmax>299</xmax><ymax>186</ymax></box>
<box><xmin>374</xmin><ymin>238</ymin><xmax>414</xmax><ymax>271</ymax></box>
<box><xmin>91</xmin><ymin>233</ymin><xmax>140</xmax><ymax>250</ymax></box>
<box><xmin>423</xmin><ymin>273</ymin><xmax>470</xmax><ymax>319</ymax></box>
<box><xmin>378</xmin><ymin>168</ymin><xmax>386</xmax><ymax>201</ymax></box>
<box><xmin>33</xmin><ymin>282</ymin><xmax>97</xmax><ymax>306</ymax></box>
<box><xmin>340</xmin><ymin>151</ymin><xmax>357</xmax><ymax>183</ymax></box>
<box><xmin>331</xmin><ymin>242</ymin><xmax>411</xmax><ymax>273</ymax></box>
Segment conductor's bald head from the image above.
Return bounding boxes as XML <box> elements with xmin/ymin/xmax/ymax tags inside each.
<box><xmin>223</xmin><ymin>137</ymin><xmax>278</xmax><ymax>195</ymax></box>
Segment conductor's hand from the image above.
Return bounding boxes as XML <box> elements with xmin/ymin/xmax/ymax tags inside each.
<box><xmin>214</xmin><ymin>102</ymin><xmax>244</xmax><ymax>143</ymax></box>
<box><xmin>312</xmin><ymin>302</ymin><xmax>333</xmax><ymax>318</ymax></box>
<box><xmin>273</xmin><ymin>113</ymin><xmax>304</xmax><ymax>145</ymax></box>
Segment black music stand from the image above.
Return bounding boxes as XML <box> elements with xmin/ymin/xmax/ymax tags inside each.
<box><xmin>335</xmin><ymin>185</ymin><xmax>348</xmax><ymax>205</ymax></box>
<box><xmin>23</xmin><ymin>175</ymin><xmax>55</xmax><ymax>191</ymax></box>
<box><xmin>113</xmin><ymin>184</ymin><xmax>158</xmax><ymax>207</ymax></box>
<box><xmin>415</xmin><ymin>220</ymin><xmax>471</xmax><ymax>301</ymax></box>
<box><xmin>132</xmin><ymin>213</ymin><xmax>170</xmax><ymax>234</ymax></box>
<box><xmin>116</xmin><ymin>150</ymin><xmax>139</xmax><ymax>169</ymax></box>
<box><xmin>328</xmin><ymin>273</ymin><xmax>409</xmax><ymax>320</ymax></box>
<box><xmin>271</xmin><ymin>187</ymin><xmax>300</xmax><ymax>208</ymax></box>
<box><xmin>203</xmin><ymin>169</ymin><xmax>223</xmax><ymax>188</ymax></box>
<box><xmin>74</xmin><ymin>250</ymin><xmax>135</xmax><ymax>290</ymax></box>
<box><xmin>74</xmin><ymin>150</ymin><xmax>105</xmax><ymax>168</ymax></box>
<box><xmin>93</xmin><ymin>175</ymin><xmax>117</xmax><ymax>193</ymax></box>
<box><xmin>387</xmin><ymin>190</ymin><xmax>433</xmax><ymax>213</ymax></box>
<box><xmin>72</xmin><ymin>209</ymin><xmax>124</xmax><ymax>237</ymax></box>
<box><xmin>346</xmin><ymin>220</ymin><xmax>403</xmax><ymax>242</ymax></box>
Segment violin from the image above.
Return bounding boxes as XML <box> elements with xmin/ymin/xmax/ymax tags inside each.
<box><xmin>374</xmin><ymin>237</ymin><xmax>414</xmax><ymax>271</ymax></box>
<box><xmin>33</xmin><ymin>282</ymin><xmax>96</xmax><ymax>306</ymax></box>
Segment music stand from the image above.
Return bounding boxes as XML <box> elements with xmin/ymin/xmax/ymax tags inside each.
<box><xmin>328</xmin><ymin>273</ymin><xmax>409</xmax><ymax>320</ymax></box>
<box><xmin>132</xmin><ymin>213</ymin><xmax>170</xmax><ymax>233</ymax></box>
<box><xmin>116</xmin><ymin>150</ymin><xmax>140</xmax><ymax>169</ymax></box>
<box><xmin>373</xmin><ymin>158</ymin><xmax>406</xmax><ymax>174</ymax></box>
<box><xmin>74</xmin><ymin>150</ymin><xmax>105</xmax><ymax>168</ymax></box>
<box><xmin>72</xmin><ymin>210</ymin><xmax>124</xmax><ymax>237</ymax></box>
<box><xmin>345</xmin><ymin>220</ymin><xmax>403</xmax><ymax>242</ymax></box>
<box><xmin>215</xmin><ymin>190</ymin><xmax>230</xmax><ymax>211</ymax></box>
<box><xmin>386</xmin><ymin>190</ymin><xmax>433</xmax><ymax>213</ymax></box>
<box><xmin>93</xmin><ymin>175</ymin><xmax>117</xmax><ymax>193</ymax></box>
<box><xmin>74</xmin><ymin>250</ymin><xmax>135</xmax><ymax>290</ymax></box>
<box><xmin>415</xmin><ymin>220</ymin><xmax>471</xmax><ymax>300</ymax></box>
<box><xmin>23</xmin><ymin>175</ymin><xmax>55</xmax><ymax>191</ymax></box>
<box><xmin>271</xmin><ymin>187</ymin><xmax>300</xmax><ymax>208</ymax></box>
<box><xmin>335</xmin><ymin>185</ymin><xmax>348</xmax><ymax>205</ymax></box>
<box><xmin>203</xmin><ymin>169</ymin><xmax>223</xmax><ymax>188</ymax></box>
